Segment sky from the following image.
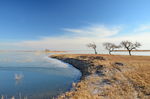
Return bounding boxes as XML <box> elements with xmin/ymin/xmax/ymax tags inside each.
<box><xmin>0</xmin><ymin>0</ymin><xmax>150</xmax><ymax>50</ymax></box>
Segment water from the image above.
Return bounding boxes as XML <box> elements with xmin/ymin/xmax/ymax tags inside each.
<box><xmin>0</xmin><ymin>52</ymin><xmax>81</xmax><ymax>99</ymax></box>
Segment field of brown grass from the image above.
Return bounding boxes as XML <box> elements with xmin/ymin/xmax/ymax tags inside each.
<box><xmin>51</xmin><ymin>54</ymin><xmax>150</xmax><ymax>99</ymax></box>
<box><xmin>114</xmin><ymin>50</ymin><xmax>150</xmax><ymax>52</ymax></box>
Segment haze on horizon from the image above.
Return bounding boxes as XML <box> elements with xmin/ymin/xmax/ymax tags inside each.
<box><xmin>0</xmin><ymin>0</ymin><xmax>150</xmax><ymax>51</ymax></box>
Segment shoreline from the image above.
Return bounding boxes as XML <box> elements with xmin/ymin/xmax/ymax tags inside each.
<box><xmin>51</xmin><ymin>54</ymin><xmax>150</xmax><ymax>99</ymax></box>
<box><xmin>51</xmin><ymin>54</ymin><xmax>105</xmax><ymax>79</ymax></box>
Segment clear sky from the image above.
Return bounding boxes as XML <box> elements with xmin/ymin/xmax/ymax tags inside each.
<box><xmin>0</xmin><ymin>0</ymin><xmax>150</xmax><ymax>50</ymax></box>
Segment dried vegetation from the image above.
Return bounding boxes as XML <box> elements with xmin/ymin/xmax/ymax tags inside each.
<box><xmin>51</xmin><ymin>54</ymin><xmax>150</xmax><ymax>99</ymax></box>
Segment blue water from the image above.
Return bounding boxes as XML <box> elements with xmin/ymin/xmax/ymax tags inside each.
<box><xmin>0</xmin><ymin>52</ymin><xmax>81</xmax><ymax>99</ymax></box>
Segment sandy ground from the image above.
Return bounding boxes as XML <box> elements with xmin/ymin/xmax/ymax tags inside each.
<box><xmin>51</xmin><ymin>54</ymin><xmax>150</xmax><ymax>99</ymax></box>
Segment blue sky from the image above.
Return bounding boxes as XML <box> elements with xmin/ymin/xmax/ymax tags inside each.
<box><xmin>0</xmin><ymin>0</ymin><xmax>150</xmax><ymax>50</ymax></box>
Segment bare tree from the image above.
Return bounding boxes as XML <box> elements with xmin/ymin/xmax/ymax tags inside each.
<box><xmin>120</xmin><ymin>41</ymin><xmax>141</xmax><ymax>56</ymax></box>
<box><xmin>103</xmin><ymin>42</ymin><xmax>120</xmax><ymax>55</ymax></box>
<box><xmin>87</xmin><ymin>43</ymin><xmax>97</xmax><ymax>54</ymax></box>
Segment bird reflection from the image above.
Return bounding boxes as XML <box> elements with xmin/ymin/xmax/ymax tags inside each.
<box><xmin>15</xmin><ymin>73</ymin><xmax>24</xmax><ymax>85</ymax></box>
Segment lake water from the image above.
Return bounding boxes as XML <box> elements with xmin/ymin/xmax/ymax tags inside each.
<box><xmin>0</xmin><ymin>51</ymin><xmax>149</xmax><ymax>99</ymax></box>
<box><xmin>0</xmin><ymin>52</ymin><xmax>81</xmax><ymax>99</ymax></box>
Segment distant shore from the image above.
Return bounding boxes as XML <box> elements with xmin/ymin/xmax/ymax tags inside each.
<box><xmin>0</xmin><ymin>50</ymin><xmax>67</xmax><ymax>53</ymax></box>
<box><xmin>51</xmin><ymin>54</ymin><xmax>150</xmax><ymax>99</ymax></box>
<box><xmin>45</xmin><ymin>51</ymin><xmax>67</xmax><ymax>53</ymax></box>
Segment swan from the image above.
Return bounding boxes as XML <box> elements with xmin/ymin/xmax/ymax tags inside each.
<box><xmin>15</xmin><ymin>74</ymin><xmax>23</xmax><ymax>80</ymax></box>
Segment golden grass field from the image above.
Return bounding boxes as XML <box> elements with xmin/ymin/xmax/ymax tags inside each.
<box><xmin>114</xmin><ymin>50</ymin><xmax>150</xmax><ymax>52</ymax></box>
<box><xmin>51</xmin><ymin>54</ymin><xmax>150</xmax><ymax>99</ymax></box>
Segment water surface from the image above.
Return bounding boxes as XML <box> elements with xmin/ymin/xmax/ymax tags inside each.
<box><xmin>0</xmin><ymin>52</ymin><xmax>81</xmax><ymax>99</ymax></box>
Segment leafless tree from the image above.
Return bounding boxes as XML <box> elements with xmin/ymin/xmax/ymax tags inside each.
<box><xmin>103</xmin><ymin>42</ymin><xmax>121</xmax><ymax>55</ymax></box>
<box><xmin>120</xmin><ymin>41</ymin><xmax>141</xmax><ymax>56</ymax></box>
<box><xmin>87</xmin><ymin>43</ymin><xmax>97</xmax><ymax>54</ymax></box>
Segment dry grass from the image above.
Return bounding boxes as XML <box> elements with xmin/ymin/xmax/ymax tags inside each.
<box><xmin>52</xmin><ymin>54</ymin><xmax>150</xmax><ymax>99</ymax></box>
<box><xmin>114</xmin><ymin>50</ymin><xmax>150</xmax><ymax>52</ymax></box>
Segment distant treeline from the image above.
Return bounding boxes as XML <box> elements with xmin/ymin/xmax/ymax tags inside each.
<box><xmin>87</xmin><ymin>40</ymin><xmax>143</xmax><ymax>56</ymax></box>
<box><xmin>45</xmin><ymin>49</ymin><xmax>67</xmax><ymax>53</ymax></box>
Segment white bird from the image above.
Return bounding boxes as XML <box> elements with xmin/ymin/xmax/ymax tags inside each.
<box><xmin>15</xmin><ymin>74</ymin><xmax>23</xmax><ymax>80</ymax></box>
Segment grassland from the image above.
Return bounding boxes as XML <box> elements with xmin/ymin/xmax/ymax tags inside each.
<box><xmin>51</xmin><ymin>54</ymin><xmax>150</xmax><ymax>99</ymax></box>
<box><xmin>114</xmin><ymin>50</ymin><xmax>150</xmax><ymax>52</ymax></box>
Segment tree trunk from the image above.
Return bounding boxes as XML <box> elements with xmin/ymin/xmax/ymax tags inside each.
<box><xmin>129</xmin><ymin>50</ymin><xmax>132</xmax><ymax>56</ymax></box>
<box><xmin>109</xmin><ymin>51</ymin><xmax>111</xmax><ymax>55</ymax></box>
<box><xmin>94</xmin><ymin>48</ymin><xmax>97</xmax><ymax>54</ymax></box>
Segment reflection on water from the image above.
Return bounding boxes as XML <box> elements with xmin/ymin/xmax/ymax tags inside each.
<box><xmin>0</xmin><ymin>52</ymin><xmax>81</xmax><ymax>99</ymax></box>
